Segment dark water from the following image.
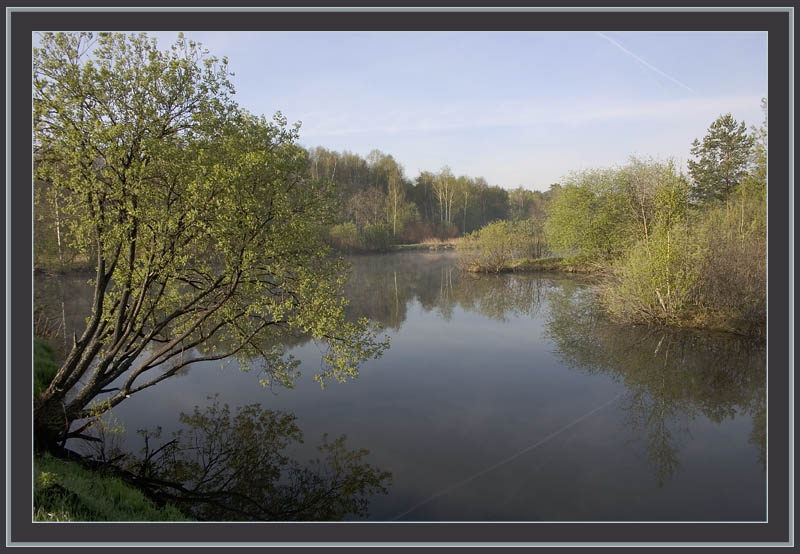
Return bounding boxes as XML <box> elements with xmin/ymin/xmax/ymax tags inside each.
<box><xmin>34</xmin><ymin>251</ymin><xmax>766</xmax><ymax>521</ymax></box>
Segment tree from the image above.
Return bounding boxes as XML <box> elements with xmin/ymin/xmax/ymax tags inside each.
<box><xmin>410</xmin><ymin>171</ymin><xmax>438</xmax><ymax>223</ymax></box>
<box><xmin>347</xmin><ymin>187</ymin><xmax>386</xmax><ymax>229</ymax></box>
<box><xmin>454</xmin><ymin>176</ymin><xmax>472</xmax><ymax>234</ymax></box>
<box><xmin>688</xmin><ymin>113</ymin><xmax>755</xmax><ymax>209</ymax></box>
<box><xmin>544</xmin><ymin>168</ymin><xmax>630</xmax><ymax>260</ymax></box>
<box><xmin>431</xmin><ymin>166</ymin><xmax>457</xmax><ymax>227</ymax></box>
<box><xmin>740</xmin><ymin>98</ymin><xmax>767</xmax><ymax>234</ymax></box>
<box><xmin>602</xmin><ymin>165</ymin><xmax>694</xmax><ymax>323</ymax></box>
<box><xmin>478</xmin><ymin>184</ymin><xmax>509</xmax><ymax>226</ymax></box>
<box><xmin>617</xmin><ymin>157</ymin><xmax>661</xmax><ymax>247</ymax></box>
<box><xmin>507</xmin><ymin>186</ymin><xmax>529</xmax><ymax>222</ymax></box>
<box><xmin>33</xmin><ymin>32</ymin><xmax>388</xmax><ymax>451</ymax></box>
<box><xmin>370</xmin><ymin>154</ymin><xmax>412</xmax><ymax>238</ymax></box>
<box><xmin>456</xmin><ymin>220</ymin><xmax>535</xmax><ymax>273</ymax></box>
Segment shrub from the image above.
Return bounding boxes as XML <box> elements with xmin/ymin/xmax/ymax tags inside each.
<box><xmin>602</xmin><ymin>224</ymin><xmax>695</xmax><ymax>323</ymax></box>
<box><xmin>326</xmin><ymin>222</ymin><xmax>359</xmax><ymax>251</ymax></box>
<box><xmin>544</xmin><ymin>171</ymin><xmax>632</xmax><ymax>261</ymax></box>
<box><xmin>602</xmin><ymin>194</ymin><xmax>765</xmax><ymax>329</ymax></box>
<box><xmin>360</xmin><ymin>223</ymin><xmax>394</xmax><ymax>251</ymax></box>
<box><xmin>456</xmin><ymin>220</ymin><xmax>536</xmax><ymax>272</ymax></box>
<box><xmin>400</xmin><ymin>221</ymin><xmax>437</xmax><ymax>244</ymax></box>
<box><xmin>437</xmin><ymin>224</ymin><xmax>461</xmax><ymax>240</ymax></box>
<box><xmin>690</xmin><ymin>204</ymin><xmax>766</xmax><ymax>325</ymax></box>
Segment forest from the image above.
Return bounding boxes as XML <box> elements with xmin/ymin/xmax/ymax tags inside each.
<box><xmin>35</xmin><ymin>99</ymin><xmax>767</xmax><ymax>333</ymax></box>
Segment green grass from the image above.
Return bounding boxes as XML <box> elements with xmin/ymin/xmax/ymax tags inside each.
<box><xmin>34</xmin><ymin>338</ymin><xmax>60</xmax><ymax>398</ymax></box>
<box><xmin>34</xmin><ymin>454</ymin><xmax>189</xmax><ymax>521</ymax></box>
<box><xmin>33</xmin><ymin>345</ymin><xmax>189</xmax><ymax>521</ymax></box>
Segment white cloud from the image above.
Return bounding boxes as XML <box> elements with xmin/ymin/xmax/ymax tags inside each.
<box><xmin>299</xmin><ymin>94</ymin><xmax>764</xmax><ymax>138</ymax></box>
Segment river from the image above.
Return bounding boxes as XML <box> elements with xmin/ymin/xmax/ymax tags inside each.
<box><xmin>34</xmin><ymin>251</ymin><xmax>766</xmax><ymax>521</ymax></box>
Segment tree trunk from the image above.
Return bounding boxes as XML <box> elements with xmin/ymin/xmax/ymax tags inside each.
<box><xmin>54</xmin><ymin>191</ymin><xmax>64</xmax><ymax>267</ymax></box>
<box><xmin>447</xmin><ymin>195</ymin><xmax>453</xmax><ymax>227</ymax></box>
<box><xmin>393</xmin><ymin>192</ymin><xmax>397</xmax><ymax>236</ymax></box>
<box><xmin>740</xmin><ymin>190</ymin><xmax>745</xmax><ymax>246</ymax></box>
<box><xmin>666</xmin><ymin>228</ymin><xmax>672</xmax><ymax>313</ymax></box>
<box><xmin>463</xmin><ymin>192</ymin><xmax>468</xmax><ymax>233</ymax></box>
<box><xmin>34</xmin><ymin>395</ymin><xmax>75</xmax><ymax>453</ymax></box>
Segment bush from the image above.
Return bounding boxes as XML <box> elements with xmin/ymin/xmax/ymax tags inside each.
<box><xmin>690</xmin><ymin>205</ymin><xmax>766</xmax><ymax>325</ymax></box>
<box><xmin>326</xmin><ymin>222</ymin><xmax>359</xmax><ymax>251</ymax></box>
<box><xmin>360</xmin><ymin>223</ymin><xmax>394</xmax><ymax>251</ymax></box>
<box><xmin>400</xmin><ymin>221</ymin><xmax>438</xmax><ymax>244</ymax></box>
<box><xmin>437</xmin><ymin>224</ymin><xmax>461</xmax><ymax>240</ymax></box>
<box><xmin>544</xmin><ymin>171</ymin><xmax>632</xmax><ymax>261</ymax></box>
<box><xmin>456</xmin><ymin>220</ymin><xmax>536</xmax><ymax>272</ymax></box>
<box><xmin>602</xmin><ymin>224</ymin><xmax>695</xmax><ymax>324</ymax></box>
<box><xmin>602</xmin><ymin>198</ymin><xmax>765</xmax><ymax>330</ymax></box>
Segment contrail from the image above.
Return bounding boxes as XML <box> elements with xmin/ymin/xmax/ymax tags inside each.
<box><xmin>597</xmin><ymin>32</ymin><xmax>696</xmax><ymax>94</ymax></box>
<box><xmin>391</xmin><ymin>391</ymin><xmax>625</xmax><ymax>520</ymax></box>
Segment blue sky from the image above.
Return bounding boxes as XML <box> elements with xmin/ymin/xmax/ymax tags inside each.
<box><xmin>147</xmin><ymin>31</ymin><xmax>767</xmax><ymax>191</ymax></box>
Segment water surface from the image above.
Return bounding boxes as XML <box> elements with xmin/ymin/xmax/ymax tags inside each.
<box><xmin>35</xmin><ymin>251</ymin><xmax>766</xmax><ymax>521</ymax></box>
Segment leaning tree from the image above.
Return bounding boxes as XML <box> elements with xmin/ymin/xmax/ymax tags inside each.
<box><xmin>33</xmin><ymin>32</ymin><xmax>388</xmax><ymax>451</ymax></box>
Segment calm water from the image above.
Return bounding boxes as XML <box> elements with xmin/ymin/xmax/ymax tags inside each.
<box><xmin>35</xmin><ymin>251</ymin><xmax>766</xmax><ymax>521</ymax></box>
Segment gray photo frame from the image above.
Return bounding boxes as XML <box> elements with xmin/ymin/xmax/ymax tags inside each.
<box><xmin>5</xmin><ymin>4</ymin><xmax>793</xmax><ymax>549</ymax></box>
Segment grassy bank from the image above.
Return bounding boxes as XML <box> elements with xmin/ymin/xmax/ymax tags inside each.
<box><xmin>461</xmin><ymin>256</ymin><xmax>762</xmax><ymax>335</ymax></box>
<box><xmin>464</xmin><ymin>257</ymin><xmax>601</xmax><ymax>274</ymax></box>
<box><xmin>34</xmin><ymin>337</ymin><xmax>188</xmax><ymax>521</ymax></box>
<box><xmin>34</xmin><ymin>454</ymin><xmax>188</xmax><ymax>521</ymax></box>
<box><xmin>631</xmin><ymin>306</ymin><xmax>766</xmax><ymax>338</ymax></box>
<box><xmin>392</xmin><ymin>240</ymin><xmax>457</xmax><ymax>252</ymax></box>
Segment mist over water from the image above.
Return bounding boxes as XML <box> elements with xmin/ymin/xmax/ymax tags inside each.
<box><xmin>36</xmin><ymin>251</ymin><xmax>766</xmax><ymax>521</ymax></box>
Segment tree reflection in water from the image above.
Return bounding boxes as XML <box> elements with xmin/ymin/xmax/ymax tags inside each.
<box><xmin>40</xmin><ymin>253</ymin><xmax>765</xmax><ymax>509</ymax></box>
<box><xmin>544</xmin><ymin>282</ymin><xmax>766</xmax><ymax>486</ymax></box>
<box><xmin>341</xmin><ymin>252</ymin><xmax>546</xmax><ymax>325</ymax></box>
<box><xmin>120</xmin><ymin>396</ymin><xmax>391</xmax><ymax>521</ymax></box>
<box><xmin>338</xmin><ymin>254</ymin><xmax>764</xmax><ymax>490</ymax></box>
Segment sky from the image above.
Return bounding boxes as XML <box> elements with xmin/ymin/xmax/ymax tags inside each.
<box><xmin>145</xmin><ymin>31</ymin><xmax>767</xmax><ymax>191</ymax></box>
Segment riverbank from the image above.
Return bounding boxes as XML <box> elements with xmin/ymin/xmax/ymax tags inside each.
<box><xmin>31</xmin><ymin>249</ymin><xmax>766</xmax><ymax>521</ymax></box>
<box><xmin>34</xmin><ymin>453</ymin><xmax>188</xmax><ymax>521</ymax></box>
<box><xmin>33</xmin><ymin>338</ymin><xmax>188</xmax><ymax>522</ymax></box>
<box><xmin>392</xmin><ymin>241</ymin><xmax>457</xmax><ymax>252</ymax></box>
<box><xmin>464</xmin><ymin>257</ymin><xmax>601</xmax><ymax>274</ymax></box>
<box><xmin>665</xmin><ymin>312</ymin><xmax>766</xmax><ymax>339</ymax></box>
<box><xmin>460</xmin><ymin>257</ymin><xmax>763</xmax><ymax>337</ymax></box>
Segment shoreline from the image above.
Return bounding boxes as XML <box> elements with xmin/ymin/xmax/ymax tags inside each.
<box><xmin>35</xmin><ymin>251</ymin><xmax>764</xmax><ymax>338</ymax></box>
<box><xmin>463</xmin><ymin>257</ymin><xmax>601</xmax><ymax>275</ymax></box>
<box><xmin>461</xmin><ymin>256</ymin><xmax>764</xmax><ymax>338</ymax></box>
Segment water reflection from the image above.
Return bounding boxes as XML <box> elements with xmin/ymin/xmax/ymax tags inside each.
<box><xmin>342</xmin><ymin>252</ymin><xmax>546</xmax><ymax>324</ymax></box>
<box><xmin>93</xmin><ymin>396</ymin><xmax>392</xmax><ymax>521</ymax></box>
<box><xmin>36</xmin><ymin>252</ymin><xmax>766</xmax><ymax>520</ymax></box>
<box><xmin>544</xmin><ymin>283</ymin><xmax>766</xmax><ymax>486</ymax></box>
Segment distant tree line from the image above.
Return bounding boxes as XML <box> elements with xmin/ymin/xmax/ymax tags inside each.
<box><xmin>304</xmin><ymin>146</ymin><xmax>555</xmax><ymax>251</ymax></box>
